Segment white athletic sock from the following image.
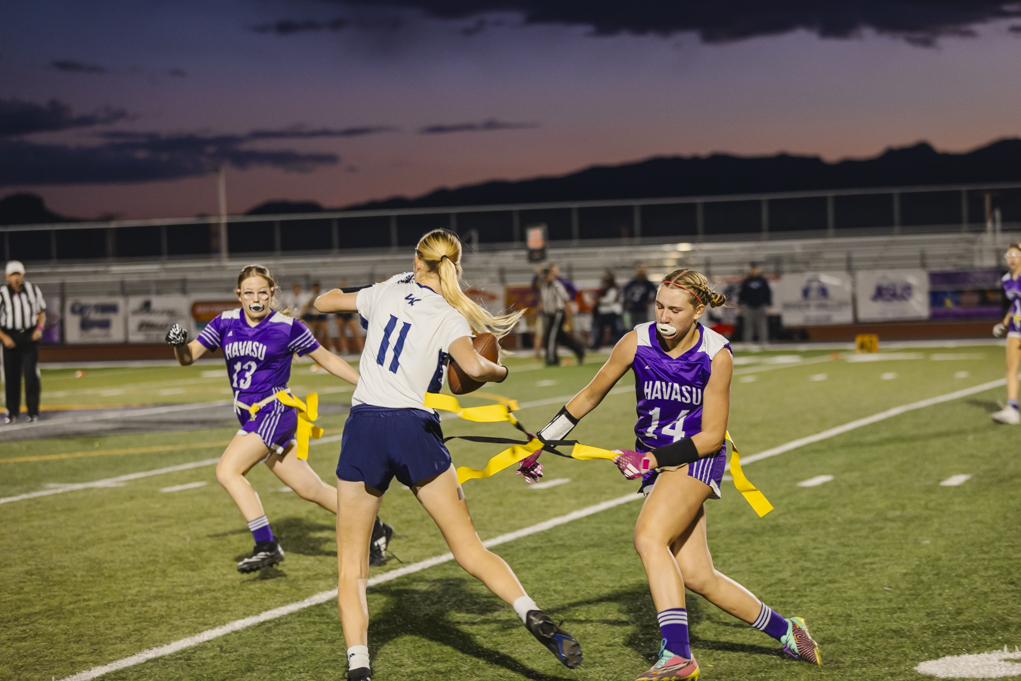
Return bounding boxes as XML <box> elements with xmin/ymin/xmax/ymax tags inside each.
<box><xmin>513</xmin><ymin>596</ymin><xmax>539</xmax><ymax>623</ymax></box>
<box><xmin>347</xmin><ymin>645</ymin><xmax>370</xmax><ymax>671</ymax></box>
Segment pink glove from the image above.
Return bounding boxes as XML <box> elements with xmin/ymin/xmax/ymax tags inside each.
<box><xmin>516</xmin><ymin>449</ymin><xmax>544</xmax><ymax>483</ymax></box>
<box><xmin>613</xmin><ymin>449</ymin><xmax>650</xmax><ymax>480</ymax></box>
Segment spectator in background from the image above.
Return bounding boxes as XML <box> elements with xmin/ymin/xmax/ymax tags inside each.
<box><xmin>301</xmin><ymin>282</ymin><xmax>332</xmax><ymax>350</ymax></box>
<box><xmin>538</xmin><ymin>264</ymin><xmax>585</xmax><ymax>366</ymax></box>
<box><xmin>738</xmin><ymin>262</ymin><xmax>772</xmax><ymax>344</ymax></box>
<box><xmin>283</xmin><ymin>282</ymin><xmax>310</xmax><ymax>317</ymax></box>
<box><xmin>623</xmin><ymin>264</ymin><xmax>657</xmax><ymax>328</ymax></box>
<box><xmin>590</xmin><ymin>270</ymin><xmax>623</xmax><ymax>350</ymax></box>
<box><xmin>0</xmin><ymin>260</ymin><xmax>47</xmax><ymax>424</ymax></box>
<box><xmin>333</xmin><ymin>278</ymin><xmax>363</xmax><ymax>355</ymax></box>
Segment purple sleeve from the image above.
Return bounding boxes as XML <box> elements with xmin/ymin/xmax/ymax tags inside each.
<box><xmin>196</xmin><ymin>315</ymin><xmax>223</xmax><ymax>350</ymax></box>
<box><xmin>287</xmin><ymin>320</ymin><xmax>320</xmax><ymax>357</ymax></box>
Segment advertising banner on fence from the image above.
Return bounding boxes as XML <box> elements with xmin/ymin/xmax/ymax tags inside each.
<box><xmin>855</xmin><ymin>269</ymin><xmax>929</xmax><ymax>322</ymax></box>
<box><xmin>928</xmin><ymin>269</ymin><xmax>1003</xmax><ymax>319</ymax></box>
<box><xmin>126</xmin><ymin>295</ymin><xmax>194</xmax><ymax>343</ymax></box>
<box><xmin>64</xmin><ymin>297</ymin><xmax>127</xmax><ymax>344</ymax></box>
<box><xmin>773</xmin><ymin>272</ymin><xmax>854</xmax><ymax>326</ymax></box>
<box><xmin>191</xmin><ymin>299</ymin><xmax>241</xmax><ymax>332</ymax></box>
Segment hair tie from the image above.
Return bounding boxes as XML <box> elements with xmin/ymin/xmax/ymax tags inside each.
<box><xmin>440</xmin><ymin>254</ymin><xmax>450</xmax><ymax>262</ymax></box>
<box><xmin>662</xmin><ymin>280</ymin><xmax>705</xmax><ymax>305</ymax></box>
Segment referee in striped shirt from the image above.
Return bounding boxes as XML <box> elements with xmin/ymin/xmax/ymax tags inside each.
<box><xmin>1</xmin><ymin>260</ymin><xmax>47</xmax><ymax>424</ymax></box>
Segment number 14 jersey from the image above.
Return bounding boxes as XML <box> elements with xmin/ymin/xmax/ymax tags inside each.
<box><xmin>631</xmin><ymin>322</ymin><xmax>731</xmax><ymax>453</ymax></box>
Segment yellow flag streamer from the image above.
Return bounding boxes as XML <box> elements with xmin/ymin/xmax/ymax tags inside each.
<box><xmin>248</xmin><ymin>391</ymin><xmax>324</xmax><ymax>460</ymax></box>
<box><xmin>456</xmin><ymin>439</ymin><xmax>544</xmax><ymax>483</ymax></box>
<box><xmin>725</xmin><ymin>431</ymin><xmax>773</xmax><ymax>517</ymax></box>
<box><xmin>424</xmin><ymin>392</ymin><xmax>520</xmax><ymax>424</ymax></box>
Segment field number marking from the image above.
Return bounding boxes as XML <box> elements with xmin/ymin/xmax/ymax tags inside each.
<box><xmin>159</xmin><ymin>482</ymin><xmax>207</xmax><ymax>493</ymax></box>
<box><xmin>797</xmin><ymin>475</ymin><xmax>834</xmax><ymax>487</ymax></box>
<box><xmin>940</xmin><ymin>474</ymin><xmax>972</xmax><ymax>487</ymax></box>
<box><xmin>916</xmin><ymin>646</ymin><xmax>1021</xmax><ymax>678</ymax></box>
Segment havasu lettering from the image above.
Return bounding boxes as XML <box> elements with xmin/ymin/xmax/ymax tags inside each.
<box><xmin>643</xmin><ymin>381</ymin><xmax>702</xmax><ymax>404</ymax></box>
<box><xmin>224</xmin><ymin>340</ymin><xmax>267</xmax><ymax>361</ymax></box>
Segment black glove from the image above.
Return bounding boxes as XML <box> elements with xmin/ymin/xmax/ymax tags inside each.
<box><xmin>165</xmin><ymin>323</ymin><xmax>188</xmax><ymax>347</ymax></box>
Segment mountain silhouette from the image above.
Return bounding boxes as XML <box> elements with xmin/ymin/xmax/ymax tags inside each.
<box><xmin>0</xmin><ymin>193</ymin><xmax>75</xmax><ymax>225</ymax></box>
<box><xmin>344</xmin><ymin>139</ymin><xmax>1021</xmax><ymax>210</ymax></box>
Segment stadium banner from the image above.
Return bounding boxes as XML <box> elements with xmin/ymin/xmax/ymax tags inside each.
<box><xmin>928</xmin><ymin>269</ymin><xmax>1003</xmax><ymax>319</ymax></box>
<box><xmin>126</xmin><ymin>295</ymin><xmax>194</xmax><ymax>343</ymax></box>
<box><xmin>64</xmin><ymin>297</ymin><xmax>127</xmax><ymax>344</ymax></box>
<box><xmin>855</xmin><ymin>269</ymin><xmax>930</xmax><ymax>322</ymax></box>
<box><xmin>190</xmin><ymin>299</ymin><xmax>241</xmax><ymax>332</ymax></box>
<box><xmin>773</xmin><ymin>272</ymin><xmax>854</xmax><ymax>326</ymax></box>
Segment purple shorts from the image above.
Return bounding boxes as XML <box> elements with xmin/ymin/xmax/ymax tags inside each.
<box><xmin>235</xmin><ymin>400</ymin><xmax>297</xmax><ymax>457</ymax></box>
<box><xmin>639</xmin><ymin>447</ymin><xmax>728</xmax><ymax>498</ymax></box>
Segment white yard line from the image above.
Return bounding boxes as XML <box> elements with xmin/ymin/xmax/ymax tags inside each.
<box><xmin>940</xmin><ymin>474</ymin><xmax>972</xmax><ymax>487</ymax></box>
<box><xmin>732</xmin><ymin>354</ymin><xmax>833</xmax><ymax>376</ymax></box>
<box><xmin>528</xmin><ymin>477</ymin><xmax>572</xmax><ymax>490</ymax></box>
<box><xmin>797</xmin><ymin>475</ymin><xmax>834</xmax><ymax>488</ymax></box>
<box><xmin>58</xmin><ymin>492</ymin><xmax>640</xmax><ymax>681</ymax></box>
<box><xmin>1</xmin><ymin>400</ymin><xmax>234</xmax><ymax>434</ymax></box>
<box><xmin>159</xmin><ymin>482</ymin><xmax>208</xmax><ymax>493</ymax></box>
<box><xmin>738</xmin><ymin>378</ymin><xmax>1006</xmax><ymax>466</ymax></box>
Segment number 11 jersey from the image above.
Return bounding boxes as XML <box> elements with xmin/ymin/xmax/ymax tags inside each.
<box><xmin>354</xmin><ymin>273</ymin><xmax>472</xmax><ymax>412</ymax></box>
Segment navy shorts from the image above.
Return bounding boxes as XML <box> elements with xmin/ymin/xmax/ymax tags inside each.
<box><xmin>337</xmin><ymin>405</ymin><xmax>452</xmax><ymax>492</ymax></box>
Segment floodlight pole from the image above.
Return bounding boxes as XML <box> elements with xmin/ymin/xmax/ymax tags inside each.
<box><xmin>217</xmin><ymin>165</ymin><xmax>229</xmax><ymax>262</ymax></box>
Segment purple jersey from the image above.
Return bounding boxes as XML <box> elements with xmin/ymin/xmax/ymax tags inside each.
<box><xmin>196</xmin><ymin>309</ymin><xmax>320</xmax><ymax>403</ymax></box>
<box><xmin>631</xmin><ymin>322</ymin><xmax>731</xmax><ymax>453</ymax></box>
<box><xmin>1003</xmin><ymin>272</ymin><xmax>1021</xmax><ymax>316</ymax></box>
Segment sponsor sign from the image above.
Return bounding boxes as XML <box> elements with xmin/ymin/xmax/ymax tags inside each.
<box><xmin>773</xmin><ymin>272</ymin><xmax>854</xmax><ymax>326</ymax></box>
<box><xmin>928</xmin><ymin>269</ymin><xmax>1003</xmax><ymax>320</ymax></box>
<box><xmin>855</xmin><ymin>269</ymin><xmax>929</xmax><ymax>322</ymax></box>
<box><xmin>126</xmin><ymin>295</ymin><xmax>194</xmax><ymax>343</ymax></box>
<box><xmin>64</xmin><ymin>297</ymin><xmax>127</xmax><ymax>344</ymax></box>
<box><xmin>191</xmin><ymin>300</ymin><xmax>241</xmax><ymax>332</ymax></box>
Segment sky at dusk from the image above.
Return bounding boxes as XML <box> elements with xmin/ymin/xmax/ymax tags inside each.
<box><xmin>2</xmin><ymin>1</ymin><xmax>1021</xmax><ymax>220</ymax></box>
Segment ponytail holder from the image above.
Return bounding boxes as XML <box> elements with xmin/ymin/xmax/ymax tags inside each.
<box><xmin>440</xmin><ymin>255</ymin><xmax>450</xmax><ymax>261</ymax></box>
<box><xmin>662</xmin><ymin>280</ymin><xmax>705</xmax><ymax>306</ymax></box>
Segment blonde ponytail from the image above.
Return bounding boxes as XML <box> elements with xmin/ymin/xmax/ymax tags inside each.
<box><xmin>416</xmin><ymin>229</ymin><xmax>525</xmax><ymax>338</ymax></box>
<box><xmin>661</xmin><ymin>269</ymin><xmax>726</xmax><ymax>309</ymax></box>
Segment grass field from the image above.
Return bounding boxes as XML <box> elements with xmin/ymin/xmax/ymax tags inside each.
<box><xmin>2</xmin><ymin>344</ymin><xmax>1020</xmax><ymax>680</ymax></box>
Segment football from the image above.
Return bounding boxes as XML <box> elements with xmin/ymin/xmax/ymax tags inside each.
<box><xmin>448</xmin><ymin>333</ymin><xmax>500</xmax><ymax>395</ymax></box>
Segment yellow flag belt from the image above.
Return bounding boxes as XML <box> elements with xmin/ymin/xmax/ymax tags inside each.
<box><xmin>426</xmin><ymin>392</ymin><xmax>772</xmax><ymax>517</ymax></box>
<box><xmin>247</xmin><ymin>391</ymin><xmax>324</xmax><ymax>460</ymax></box>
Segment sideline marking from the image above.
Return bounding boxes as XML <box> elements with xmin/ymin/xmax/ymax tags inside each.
<box><xmin>940</xmin><ymin>474</ymin><xmax>972</xmax><ymax>487</ymax></box>
<box><xmin>528</xmin><ymin>477</ymin><xmax>571</xmax><ymax>490</ymax></box>
<box><xmin>916</xmin><ymin>646</ymin><xmax>1021</xmax><ymax>678</ymax></box>
<box><xmin>159</xmin><ymin>482</ymin><xmax>207</xmax><ymax>493</ymax></box>
<box><xmin>738</xmin><ymin>378</ymin><xmax>1006</xmax><ymax>466</ymax></box>
<box><xmin>0</xmin><ymin>441</ymin><xmax>230</xmax><ymax>465</ymax></box>
<box><xmin>58</xmin><ymin>492</ymin><xmax>640</xmax><ymax>681</ymax></box>
<box><xmin>797</xmin><ymin>475</ymin><xmax>834</xmax><ymax>488</ymax></box>
<box><xmin>0</xmin><ymin>400</ymin><xmax>233</xmax><ymax>433</ymax></box>
<box><xmin>809</xmin><ymin>374</ymin><xmax>828</xmax><ymax>382</ymax></box>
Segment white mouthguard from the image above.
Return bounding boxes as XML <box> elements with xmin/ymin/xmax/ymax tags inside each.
<box><xmin>249</xmin><ymin>303</ymin><xmax>266</xmax><ymax>312</ymax></box>
<box><xmin>657</xmin><ymin>323</ymin><xmax>678</xmax><ymax>337</ymax></box>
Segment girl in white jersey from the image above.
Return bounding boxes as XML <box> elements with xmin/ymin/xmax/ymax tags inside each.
<box><xmin>316</xmin><ymin>229</ymin><xmax>583</xmax><ymax>681</ymax></box>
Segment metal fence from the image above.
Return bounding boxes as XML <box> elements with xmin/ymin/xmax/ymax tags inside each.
<box><xmin>3</xmin><ymin>181</ymin><xmax>1020</xmax><ymax>265</ymax></box>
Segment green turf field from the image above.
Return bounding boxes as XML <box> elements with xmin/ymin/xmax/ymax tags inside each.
<box><xmin>2</xmin><ymin>345</ymin><xmax>1019</xmax><ymax>680</ymax></box>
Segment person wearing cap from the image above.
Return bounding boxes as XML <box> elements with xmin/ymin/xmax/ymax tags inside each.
<box><xmin>738</xmin><ymin>262</ymin><xmax>772</xmax><ymax>344</ymax></box>
<box><xmin>0</xmin><ymin>260</ymin><xmax>47</xmax><ymax>424</ymax></box>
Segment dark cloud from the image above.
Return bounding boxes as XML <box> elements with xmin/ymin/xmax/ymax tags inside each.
<box><xmin>334</xmin><ymin>0</ymin><xmax>1021</xmax><ymax>45</ymax></box>
<box><xmin>1010</xmin><ymin>24</ymin><xmax>1021</xmax><ymax>33</ymax></box>
<box><xmin>418</xmin><ymin>119</ymin><xmax>537</xmax><ymax>134</ymax></box>
<box><xmin>249</xmin><ymin>17</ymin><xmax>401</xmax><ymax>35</ymax></box>
<box><xmin>0</xmin><ymin>125</ymin><xmax>399</xmax><ymax>186</ymax></box>
<box><xmin>49</xmin><ymin>59</ymin><xmax>107</xmax><ymax>73</ymax></box>
<box><xmin>168</xmin><ymin>68</ymin><xmax>188</xmax><ymax>77</ymax></box>
<box><xmin>0</xmin><ymin>98</ymin><xmax>130</xmax><ymax>137</ymax></box>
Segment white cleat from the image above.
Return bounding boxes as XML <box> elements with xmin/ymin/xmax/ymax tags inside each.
<box><xmin>990</xmin><ymin>406</ymin><xmax>1020</xmax><ymax>425</ymax></box>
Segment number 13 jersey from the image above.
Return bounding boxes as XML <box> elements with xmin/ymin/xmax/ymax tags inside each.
<box><xmin>631</xmin><ymin>322</ymin><xmax>731</xmax><ymax>452</ymax></box>
<box><xmin>196</xmin><ymin>308</ymin><xmax>320</xmax><ymax>403</ymax></box>
<box><xmin>354</xmin><ymin>273</ymin><xmax>472</xmax><ymax>411</ymax></box>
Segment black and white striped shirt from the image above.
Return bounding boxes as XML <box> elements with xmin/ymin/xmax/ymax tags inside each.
<box><xmin>0</xmin><ymin>282</ymin><xmax>47</xmax><ymax>332</ymax></box>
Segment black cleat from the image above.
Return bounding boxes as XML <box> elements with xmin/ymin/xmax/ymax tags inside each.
<box><xmin>525</xmin><ymin>609</ymin><xmax>583</xmax><ymax>669</ymax></box>
<box><xmin>347</xmin><ymin>667</ymin><xmax>371</xmax><ymax>681</ymax></box>
<box><xmin>236</xmin><ymin>540</ymin><xmax>284</xmax><ymax>573</ymax></box>
<box><xmin>369</xmin><ymin>519</ymin><xmax>393</xmax><ymax>567</ymax></box>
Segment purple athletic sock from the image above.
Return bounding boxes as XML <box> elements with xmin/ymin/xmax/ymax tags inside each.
<box><xmin>751</xmin><ymin>602</ymin><xmax>788</xmax><ymax>641</ymax></box>
<box><xmin>247</xmin><ymin>515</ymin><xmax>274</xmax><ymax>544</ymax></box>
<box><xmin>657</xmin><ymin>608</ymin><xmax>691</xmax><ymax>658</ymax></box>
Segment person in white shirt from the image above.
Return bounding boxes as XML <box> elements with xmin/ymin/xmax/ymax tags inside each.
<box><xmin>316</xmin><ymin>229</ymin><xmax>583</xmax><ymax>680</ymax></box>
<box><xmin>0</xmin><ymin>260</ymin><xmax>47</xmax><ymax>424</ymax></box>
